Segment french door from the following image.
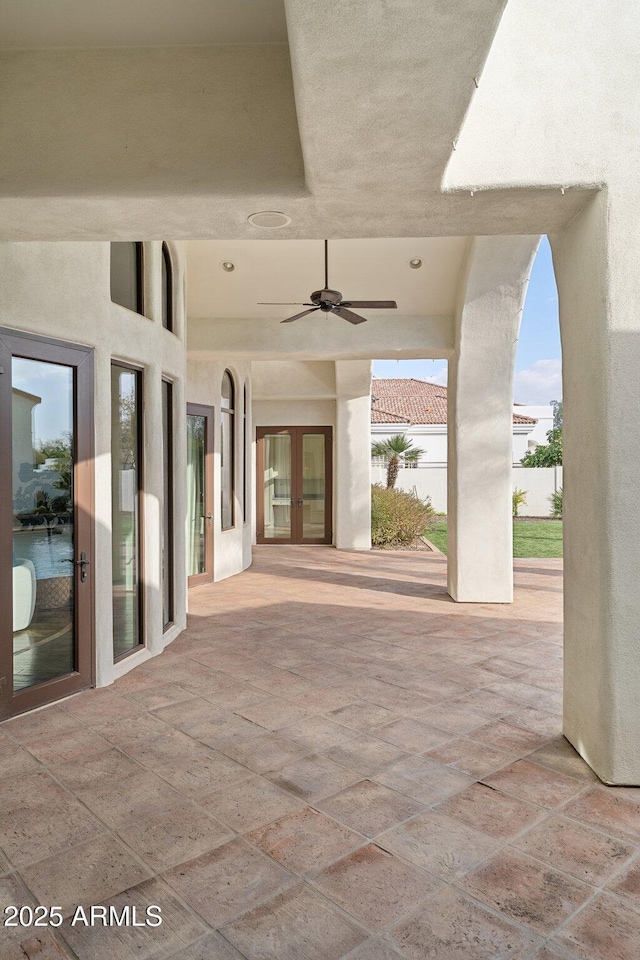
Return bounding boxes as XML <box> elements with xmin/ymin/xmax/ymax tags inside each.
<box><xmin>0</xmin><ymin>328</ymin><xmax>94</xmax><ymax>719</ymax></box>
<box><xmin>187</xmin><ymin>403</ymin><xmax>214</xmax><ymax>586</ymax></box>
<box><xmin>256</xmin><ymin>426</ymin><xmax>332</xmax><ymax>544</ymax></box>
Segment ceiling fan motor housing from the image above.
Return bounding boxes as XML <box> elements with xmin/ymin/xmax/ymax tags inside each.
<box><xmin>311</xmin><ymin>288</ymin><xmax>343</xmax><ymax>307</ymax></box>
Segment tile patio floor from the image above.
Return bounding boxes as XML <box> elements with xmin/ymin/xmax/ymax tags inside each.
<box><xmin>2</xmin><ymin>546</ymin><xmax>640</xmax><ymax>960</ymax></box>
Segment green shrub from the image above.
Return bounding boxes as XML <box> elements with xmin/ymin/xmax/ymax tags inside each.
<box><xmin>371</xmin><ymin>484</ymin><xmax>434</xmax><ymax>547</ymax></box>
<box><xmin>512</xmin><ymin>487</ymin><xmax>527</xmax><ymax>517</ymax></box>
<box><xmin>550</xmin><ymin>487</ymin><xmax>563</xmax><ymax>518</ymax></box>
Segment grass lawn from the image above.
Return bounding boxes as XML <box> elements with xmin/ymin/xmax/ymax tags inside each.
<box><xmin>427</xmin><ymin>518</ymin><xmax>563</xmax><ymax>558</ymax></box>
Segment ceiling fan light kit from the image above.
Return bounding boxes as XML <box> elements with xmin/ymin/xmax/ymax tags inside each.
<box><xmin>258</xmin><ymin>240</ymin><xmax>398</xmax><ymax>324</ymax></box>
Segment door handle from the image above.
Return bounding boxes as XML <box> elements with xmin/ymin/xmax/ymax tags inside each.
<box><xmin>205</xmin><ymin>513</ymin><xmax>213</xmax><ymax>524</ymax></box>
<box><xmin>60</xmin><ymin>552</ymin><xmax>90</xmax><ymax>582</ymax></box>
<box><xmin>296</xmin><ymin>498</ymin><xmax>304</xmax><ymax>508</ymax></box>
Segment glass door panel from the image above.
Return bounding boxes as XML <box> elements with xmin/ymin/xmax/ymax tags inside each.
<box><xmin>11</xmin><ymin>357</ymin><xmax>75</xmax><ymax>690</ymax></box>
<box><xmin>187</xmin><ymin>415</ymin><xmax>206</xmax><ymax>576</ymax></box>
<box><xmin>111</xmin><ymin>364</ymin><xmax>142</xmax><ymax>659</ymax></box>
<box><xmin>302</xmin><ymin>433</ymin><xmax>326</xmax><ymax>541</ymax></box>
<box><xmin>263</xmin><ymin>434</ymin><xmax>292</xmax><ymax>540</ymax></box>
<box><xmin>256</xmin><ymin>427</ymin><xmax>332</xmax><ymax>544</ymax></box>
<box><xmin>1</xmin><ymin>328</ymin><xmax>94</xmax><ymax>719</ymax></box>
<box><xmin>187</xmin><ymin>404</ymin><xmax>213</xmax><ymax>585</ymax></box>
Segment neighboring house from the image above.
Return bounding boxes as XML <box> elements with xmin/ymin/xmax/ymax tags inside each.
<box><xmin>371</xmin><ymin>378</ymin><xmax>546</xmax><ymax>465</ymax></box>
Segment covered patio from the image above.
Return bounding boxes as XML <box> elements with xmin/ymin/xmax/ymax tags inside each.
<box><xmin>3</xmin><ymin>546</ymin><xmax>640</xmax><ymax>960</ymax></box>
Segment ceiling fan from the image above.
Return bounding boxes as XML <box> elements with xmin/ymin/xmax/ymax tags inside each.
<box><xmin>258</xmin><ymin>239</ymin><xmax>398</xmax><ymax>324</ymax></box>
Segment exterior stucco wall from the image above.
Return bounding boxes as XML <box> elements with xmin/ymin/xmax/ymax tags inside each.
<box><xmin>0</xmin><ymin>240</ymin><xmax>188</xmax><ymax>687</ymax></box>
<box><xmin>373</xmin><ymin>464</ymin><xmax>562</xmax><ymax>518</ymax></box>
<box><xmin>371</xmin><ymin>420</ymin><xmax>542</xmax><ymax>466</ymax></box>
<box><xmin>448</xmin><ymin>235</ymin><xmax>540</xmax><ymax>603</ymax></box>
<box><xmin>186</xmin><ymin>359</ymin><xmax>252</xmax><ymax>583</ymax></box>
<box><xmin>251</xmin><ymin>359</ymin><xmax>372</xmax><ymax>550</ymax></box>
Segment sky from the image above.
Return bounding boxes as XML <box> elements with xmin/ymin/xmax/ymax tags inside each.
<box><xmin>372</xmin><ymin>236</ymin><xmax>562</xmax><ymax>406</ymax></box>
<box><xmin>13</xmin><ymin>356</ymin><xmax>73</xmax><ymax>445</ymax></box>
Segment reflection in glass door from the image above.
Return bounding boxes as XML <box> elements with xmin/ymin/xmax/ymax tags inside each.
<box><xmin>111</xmin><ymin>364</ymin><xmax>142</xmax><ymax>659</ymax></box>
<box><xmin>187</xmin><ymin>404</ymin><xmax>213</xmax><ymax>585</ymax></box>
<box><xmin>12</xmin><ymin>358</ymin><xmax>75</xmax><ymax>688</ymax></box>
<box><xmin>262</xmin><ymin>432</ymin><xmax>292</xmax><ymax>540</ymax></box>
<box><xmin>256</xmin><ymin>427</ymin><xmax>332</xmax><ymax>544</ymax></box>
<box><xmin>1</xmin><ymin>329</ymin><xmax>94</xmax><ymax>719</ymax></box>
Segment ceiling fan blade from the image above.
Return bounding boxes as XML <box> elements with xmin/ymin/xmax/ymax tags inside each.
<box><xmin>333</xmin><ymin>306</ymin><xmax>368</xmax><ymax>325</ymax></box>
<box><xmin>281</xmin><ymin>307</ymin><xmax>320</xmax><ymax>324</ymax></box>
<box><xmin>258</xmin><ymin>302</ymin><xmax>305</xmax><ymax>305</ymax></box>
<box><xmin>342</xmin><ymin>300</ymin><xmax>398</xmax><ymax>309</ymax></box>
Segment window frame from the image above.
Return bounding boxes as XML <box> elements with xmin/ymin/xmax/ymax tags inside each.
<box><xmin>110</xmin><ymin>242</ymin><xmax>145</xmax><ymax>316</ymax></box>
<box><xmin>243</xmin><ymin>382</ymin><xmax>249</xmax><ymax>524</ymax></box>
<box><xmin>161</xmin><ymin>242</ymin><xmax>174</xmax><ymax>333</ymax></box>
<box><xmin>111</xmin><ymin>359</ymin><xmax>145</xmax><ymax>662</ymax></box>
<box><xmin>221</xmin><ymin>370</ymin><xmax>236</xmax><ymax>532</ymax></box>
<box><xmin>161</xmin><ymin>376</ymin><xmax>175</xmax><ymax>630</ymax></box>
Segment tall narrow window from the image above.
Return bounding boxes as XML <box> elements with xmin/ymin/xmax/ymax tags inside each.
<box><xmin>110</xmin><ymin>242</ymin><xmax>144</xmax><ymax>314</ymax></box>
<box><xmin>111</xmin><ymin>363</ymin><xmax>143</xmax><ymax>658</ymax></box>
<box><xmin>161</xmin><ymin>242</ymin><xmax>173</xmax><ymax>332</ymax></box>
<box><xmin>162</xmin><ymin>379</ymin><xmax>174</xmax><ymax>628</ymax></box>
<box><xmin>243</xmin><ymin>383</ymin><xmax>248</xmax><ymax>523</ymax></box>
<box><xmin>221</xmin><ymin>370</ymin><xmax>235</xmax><ymax>530</ymax></box>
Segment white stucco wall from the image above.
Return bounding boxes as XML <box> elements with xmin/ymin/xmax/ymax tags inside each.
<box><xmin>372</xmin><ymin>418</ymin><xmax>543</xmax><ymax>466</ymax></box>
<box><xmin>187</xmin><ymin>359</ymin><xmax>252</xmax><ymax>582</ymax></box>
<box><xmin>251</xmin><ymin>358</ymin><xmax>372</xmax><ymax>550</ymax></box>
<box><xmin>0</xmin><ymin>240</ymin><xmax>188</xmax><ymax>688</ymax></box>
<box><xmin>516</xmin><ymin>405</ymin><xmax>554</xmax><ymax>449</ymax></box>
<box><xmin>372</xmin><ymin>465</ymin><xmax>562</xmax><ymax>518</ymax></box>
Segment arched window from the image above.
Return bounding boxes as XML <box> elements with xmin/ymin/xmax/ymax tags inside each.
<box><xmin>161</xmin><ymin>242</ymin><xmax>173</xmax><ymax>332</ymax></box>
<box><xmin>110</xmin><ymin>242</ymin><xmax>144</xmax><ymax>315</ymax></box>
<box><xmin>221</xmin><ymin>370</ymin><xmax>235</xmax><ymax>530</ymax></box>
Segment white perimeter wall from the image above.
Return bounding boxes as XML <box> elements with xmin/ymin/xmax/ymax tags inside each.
<box><xmin>373</xmin><ymin>464</ymin><xmax>563</xmax><ymax>517</ymax></box>
<box><xmin>371</xmin><ymin>417</ymin><xmax>550</xmax><ymax>466</ymax></box>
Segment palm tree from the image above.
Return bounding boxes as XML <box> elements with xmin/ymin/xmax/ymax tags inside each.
<box><xmin>371</xmin><ymin>434</ymin><xmax>425</xmax><ymax>488</ymax></box>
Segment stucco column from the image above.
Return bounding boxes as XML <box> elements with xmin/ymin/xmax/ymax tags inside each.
<box><xmin>335</xmin><ymin>360</ymin><xmax>372</xmax><ymax>550</ymax></box>
<box><xmin>447</xmin><ymin>236</ymin><xmax>539</xmax><ymax>603</ymax></box>
<box><xmin>551</xmin><ymin>189</ymin><xmax>640</xmax><ymax>784</ymax></box>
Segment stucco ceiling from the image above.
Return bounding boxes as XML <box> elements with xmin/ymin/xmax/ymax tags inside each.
<box><xmin>0</xmin><ymin>0</ymin><xmax>287</xmax><ymax>48</ymax></box>
<box><xmin>186</xmin><ymin>238</ymin><xmax>467</xmax><ymax>320</ymax></box>
<box><xmin>0</xmin><ymin>0</ymin><xmax>595</xmax><ymax>240</ymax></box>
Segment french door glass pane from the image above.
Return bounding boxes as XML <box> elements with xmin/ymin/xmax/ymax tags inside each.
<box><xmin>221</xmin><ymin>410</ymin><xmax>234</xmax><ymax>529</ymax></box>
<box><xmin>162</xmin><ymin>381</ymin><xmax>174</xmax><ymax>626</ymax></box>
<box><xmin>302</xmin><ymin>433</ymin><xmax>326</xmax><ymax>539</ymax></box>
<box><xmin>111</xmin><ymin>365</ymin><xmax>141</xmax><ymax>657</ymax></box>
<box><xmin>187</xmin><ymin>414</ymin><xmax>206</xmax><ymax>576</ymax></box>
<box><xmin>263</xmin><ymin>434</ymin><xmax>291</xmax><ymax>539</ymax></box>
<box><xmin>12</xmin><ymin>357</ymin><xmax>75</xmax><ymax>690</ymax></box>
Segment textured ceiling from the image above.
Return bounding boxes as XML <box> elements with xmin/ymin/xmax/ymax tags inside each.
<box><xmin>0</xmin><ymin>0</ymin><xmax>287</xmax><ymax>48</ymax></box>
<box><xmin>186</xmin><ymin>238</ymin><xmax>467</xmax><ymax>320</ymax></box>
<box><xmin>0</xmin><ymin>0</ymin><xmax>595</xmax><ymax>239</ymax></box>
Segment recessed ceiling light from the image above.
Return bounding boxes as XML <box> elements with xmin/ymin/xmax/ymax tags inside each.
<box><xmin>221</xmin><ymin>261</ymin><xmax>235</xmax><ymax>272</ymax></box>
<box><xmin>408</xmin><ymin>257</ymin><xmax>423</xmax><ymax>269</ymax></box>
<box><xmin>248</xmin><ymin>211</ymin><xmax>291</xmax><ymax>229</ymax></box>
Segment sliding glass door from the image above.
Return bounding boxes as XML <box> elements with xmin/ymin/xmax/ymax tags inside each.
<box><xmin>0</xmin><ymin>329</ymin><xmax>94</xmax><ymax>719</ymax></box>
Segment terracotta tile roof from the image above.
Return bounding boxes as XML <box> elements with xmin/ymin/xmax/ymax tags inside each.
<box><xmin>371</xmin><ymin>378</ymin><xmax>537</xmax><ymax>426</ymax></box>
